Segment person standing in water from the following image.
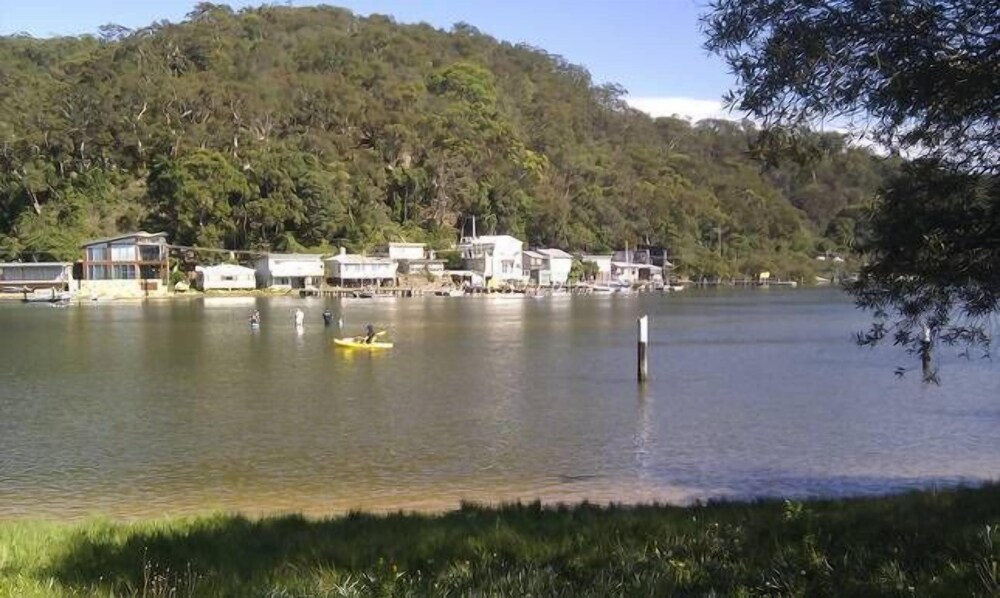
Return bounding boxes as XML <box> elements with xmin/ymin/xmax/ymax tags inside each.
<box><xmin>249</xmin><ymin>310</ymin><xmax>261</xmax><ymax>326</ymax></box>
<box><xmin>322</xmin><ymin>308</ymin><xmax>333</xmax><ymax>326</ymax></box>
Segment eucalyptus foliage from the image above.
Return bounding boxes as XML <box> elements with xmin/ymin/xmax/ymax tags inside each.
<box><xmin>1</xmin><ymin>3</ymin><xmax>888</xmax><ymax>280</ymax></box>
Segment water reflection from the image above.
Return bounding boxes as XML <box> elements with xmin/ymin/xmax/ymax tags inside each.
<box><xmin>0</xmin><ymin>289</ymin><xmax>997</xmax><ymax>520</ymax></box>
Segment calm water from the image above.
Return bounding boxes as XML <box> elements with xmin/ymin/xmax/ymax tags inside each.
<box><xmin>0</xmin><ymin>289</ymin><xmax>997</xmax><ymax>520</ymax></box>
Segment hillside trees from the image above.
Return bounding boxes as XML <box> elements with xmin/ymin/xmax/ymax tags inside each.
<box><xmin>0</xmin><ymin>4</ymin><xmax>891</xmax><ymax>279</ymax></box>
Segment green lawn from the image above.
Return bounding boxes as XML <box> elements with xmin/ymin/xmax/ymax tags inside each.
<box><xmin>1</xmin><ymin>485</ymin><xmax>997</xmax><ymax>597</ymax></box>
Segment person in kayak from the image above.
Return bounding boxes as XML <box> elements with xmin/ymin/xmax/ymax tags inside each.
<box><xmin>363</xmin><ymin>323</ymin><xmax>376</xmax><ymax>344</ymax></box>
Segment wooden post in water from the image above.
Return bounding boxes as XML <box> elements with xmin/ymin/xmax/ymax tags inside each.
<box><xmin>637</xmin><ymin>315</ymin><xmax>649</xmax><ymax>383</ymax></box>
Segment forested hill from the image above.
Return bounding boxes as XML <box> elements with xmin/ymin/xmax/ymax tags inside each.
<box><xmin>0</xmin><ymin>3</ymin><xmax>892</xmax><ymax>278</ymax></box>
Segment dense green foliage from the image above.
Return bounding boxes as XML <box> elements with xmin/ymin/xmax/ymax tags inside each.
<box><xmin>0</xmin><ymin>485</ymin><xmax>997</xmax><ymax>596</ymax></box>
<box><xmin>0</xmin><ymin>3</ymin><xmax>890</xmax><ymax>279</ymax></box>
<box><xmin>853</xmin><ymin>163</ymin><xmax>998</xmax><ymax>378</ymax></box>
<box><xmin>704</xmin><ymin>0</ymin><xmax>997</xmax><ymax>175</ymax></box>
<box><xmin>704</xmin><ymin>0</ymin><xmax>998</xmax><ymax>371</ymax></box>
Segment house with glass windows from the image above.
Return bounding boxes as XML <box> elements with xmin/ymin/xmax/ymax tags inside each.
<box><xmin>79</xmin><ymin>231</ymin><xmax>170</xmax><ymax>298</ymax></box>
<box><xmin>458</xmin><ymin>235</ymin><xmax>525</xmax><ymax>288</ymax></box>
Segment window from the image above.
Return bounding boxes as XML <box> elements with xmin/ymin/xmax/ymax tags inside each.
<box><xmin>87</xmin><ymin>246</ymin><xmax>109</xmax><ymax>261</ymax></box>
<box><xmin>222</xmin><ymin>275</ymin><xmax>236</xmax><ymax>282</ymax></box>
<box><xmin>113</xmin><ymin>265</ymin><xmax>137</xmax><ymax>279</ymax></box>
<box><xmin>87</xmin><ymin>265</ymin><xmax>111</xmax><ymax>280</ymax></box>
<box><xmin>138</xmin><ymin>244</ymin><xmax>162</xmax><ymax>262</ymax></box>
<box><xmin>110</xmin><ymin>243</ymin><xmax>135</xmax><ymax>262</ymax></box>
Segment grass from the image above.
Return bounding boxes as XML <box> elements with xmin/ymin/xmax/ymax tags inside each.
<box><xmin>0</xmin><ymin>484</ymin><xmax>997</xmax><ymax>597</ymax></box>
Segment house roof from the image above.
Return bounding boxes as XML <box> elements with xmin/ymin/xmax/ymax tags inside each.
<box><xmin>262</xmin><ymin>253</ymin><xmax>324</xmax><ymax>262</ymax></box>
<box><xmin>387</xmin><ymin>242</ymin><xmax>426</xmax><ymax>247</ymax></box>
<box><xmin>523</xmin><ymin>250</ymin><xmax>545</xmax><ymax>260</ymax></box>
<box><xmin>195</xmin><ymin>264</ymin><xmax>256</xmax><ymax>274</ymax></box>
<box><xmin>81</xmin><ymin>231</ymin><xmax>168</xmax><ymax>248</ymax></box>
<box><xmin>0</xmin><ymin>262</ymin><xmax>72</xmax><ymax>268</ymax></box>
<box><xmin>462</xmin><ymin>235</ymin><xmax>522</xmax><ymax>245</ymax></box>
<box><xmin>325</xmin><ymin>254</ymin><xmax>395</xmax><ymax>265</ymax></box>
<box><xmin>536</xmin><ymin>248</ymin><xmax>573</xmax><ymax>259</ymax></box>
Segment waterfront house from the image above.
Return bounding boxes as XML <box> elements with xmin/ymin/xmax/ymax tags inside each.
<box><xmin>383</xmin><ymin>242</ymin><xmax>446</xmax><ymax>276</ymax></box>
<box><xmin>458</xmin><ymin>235</ymin><xmax>525</xmax><ymax>287</ymax></box>
<box><xmin>195</xmin><ymin>264</ymin><xmax>257</xmax><ymax>291</ymax></box>
<box><xmin>611</xmin><ymin>246</ymin><xmax>672</xmax><ymax>285</ymax></box>
<box><xmin>523</xmin><ymin>250</ymin><xmax>549</xmax><ymax>286</ymax></box>
<box><xmin>80</xmin><ymin>231</ymin><xmax>169</xmax><ymax>298</ymax></box>
<box><xmin>324</xmin><ymin>248</ymin><xmax>398</xmax><ymax>287</ymax></box>
<box><xmin>536</xmin><ymin>248</ymin><xmax>573</xmax><ymax>286</ymax></box>
<box><xmin>0</xmin><ymin>262</ymin><xmax>74</xmax><ymax>292</ymax></box>
<box><xmin>253</xmin><ymin>253</ymin><xmax>324</xmax><ymax>290</ymax></box>
<box><xmin>386</xmin><ymin>242</ymin><xmax>426</xmax><ymax>261</ymax></box>
<box><xmin>523</xmin><ymin>248</ymin><xmax>574</xmax><ymax>287</ymax></box>
<box><xmin>444</xmin><ymin>269</ymin><xmax>485</xmax><ymax>289</ymax></box>
<box><xmin>612</xmin><ymin>261</ymin><xmax>664</xmax><ymax>284</ymax></box>
<box><xmin>580</xmin><ymin>254</ymin><xmax>613</xmax><ymax>283</ymax></box>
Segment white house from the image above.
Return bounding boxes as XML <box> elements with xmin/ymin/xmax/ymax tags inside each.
<box><xmin>459</xmin><ymin>235</ymin><xmax>524</xmax><ymax>287</ymax></box>
<box><xmin>324</xmin><ymin>249</ymin><xmax>398</xmax><ymax>287</ymax></box>
<box><xmin>386</xmin><ymin>242</ymin><xmax>426</xmax><ymax>261</ymax></box>
<box><xmin>384</xmin><ymin>242</ymin><xmax>446</xmax><ymax>276</ymax></box>
<box><xmin>80</xmin><ymin>231</ymin><xmax>170</xmax><ymax>298</ymax></box>
<box><xmin>580</xmin><ymin>254</ymin><xmax>613</xmax><ymax>283</ymax></box>
<box><xmin>254</xmin><ymin>254</ymin><xmax>324</xmax><ymax>289</ymax></box>
<box><xmin>523</xmin><ymin>250</ymin><xmax>549</xmax><ymax>286</ymax></box>
<box><xmin>612</xmin><ymin>261</ymin><xmax>663</xmax><ymax>284</ymax></box>
<box><xmin>195</xmin><ymin>264</ymin><xmax>257</xmax><ymax>291</ymax></box>
<box><xmin>536</xmin><ymin>248</ymin><xmax>573</xmax><ymax>286</ymax></box>
<box><xmin>0</xmin><ymin>262</ymin><xmax>74</xmax><ymax>291</ymax></box>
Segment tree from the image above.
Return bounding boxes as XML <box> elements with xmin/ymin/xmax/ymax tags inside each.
<box><xmin>704</xmin><ymin>0</ymin><xmax>997</xmax><ymax>174</ymax></box>
<box><xmin>146</xmin><ymin>149</ymin><xmax>249</xmax><ymax>248</ymax></box>
<box><xmin>853</xmin><ymin>163</ymin><xmax>998</xmax><ymax>380</ymax></box>
<box><xmin>0</xmin><ymin>5</ymin><xmax>891</xmax><ymax>281</ymax></box>
<box><xmin>704</xmin><ymin>0</ymin><xmax>999</xmax><ymax>378</ymax></box>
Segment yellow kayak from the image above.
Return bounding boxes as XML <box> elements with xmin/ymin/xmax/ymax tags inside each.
<box><xmin>334</xmin><ymin>337</ymin><xmax>393</xmax><ymax>349</ymax></box>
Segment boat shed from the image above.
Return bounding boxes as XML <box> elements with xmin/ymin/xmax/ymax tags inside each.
<box><xmin>0</xmin><ymin>262</ymin><xmax>74</xmax><ymax>292</ymax></box>
<box><xmin>195</xmin><ymin>264</ymin><xmax>257</xmax><ymax>291</ymax></box>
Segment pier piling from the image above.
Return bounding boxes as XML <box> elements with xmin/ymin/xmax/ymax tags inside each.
<box><xmin>637</xmin><ymin>315</ymin><xmax>649</xmax><ymax>383</ymax></box>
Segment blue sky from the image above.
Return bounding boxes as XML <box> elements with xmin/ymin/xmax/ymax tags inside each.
<box><xmin>0</xmin><ymin>0</ymin><xmax>737</xmax><ymax>120</ymax></box>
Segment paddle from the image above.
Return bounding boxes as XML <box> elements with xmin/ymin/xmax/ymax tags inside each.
<box><xmin>352</xmin><ymin>330</ymin><xmax>388</xmax><ymax>342</ymax></box>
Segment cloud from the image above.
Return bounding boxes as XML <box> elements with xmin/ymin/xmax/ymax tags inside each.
<box><xmin>625</xmin><ymin>96</ymin><xmax>743</xmax><ymax>122</ymax></box>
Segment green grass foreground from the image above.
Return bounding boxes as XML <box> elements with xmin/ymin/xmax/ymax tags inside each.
<box><xmin>1</xmin><ymin>485</ymin><xmax>997</xmax><ymax>597</ymax></box>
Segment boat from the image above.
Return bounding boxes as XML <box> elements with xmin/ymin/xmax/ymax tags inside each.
<box><xmin>588</xmin><ymin>284</ymin><xmax>615</xmax><ymax>294</ymax></box>
<box><xmin>434</xmin><ymin>288</ymin><xmax>465</xmax><ymax>297</ymax></box>
<box><xmin>333</xmin><ymin>337</ymin><xmax>393</xmax><ymax>350</ymax></box>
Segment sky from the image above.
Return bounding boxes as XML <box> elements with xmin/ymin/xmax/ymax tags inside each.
<box><xmin>0</xmin><ymin>0</ymin><xmax>740</xmax><ymax>121</ymax></box>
